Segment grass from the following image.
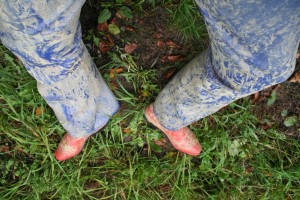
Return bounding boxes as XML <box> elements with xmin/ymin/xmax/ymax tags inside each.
<box><xmin>164</xmin><ymin>0</ymin><xmax>208</xmax><ymax>41</ymax></box>
<box><xmin>1</xmin><ymin>1</ymin><xmax>300</xmax><ymax>199</ymax></box>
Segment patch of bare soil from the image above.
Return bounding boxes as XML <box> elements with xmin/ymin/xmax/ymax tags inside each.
<box><xmin>80</xmin><ymin>2</ymin><xmax>206</xmax><ymax>89</ymax></box>
<box><xmin>253</xmin><ymin>52</ymin><xmax>300</xmax><ymax>138</ymax></box>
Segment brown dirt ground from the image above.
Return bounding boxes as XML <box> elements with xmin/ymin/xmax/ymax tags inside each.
<box><xmin>80</xmin><ymin>2</ymin><xmax>206</xmax><ymax>89</ymax></box>
<box><xmin>253</xmin><ymin>54</ymin><xmax>300</xmax><ymax>138</ymax></box>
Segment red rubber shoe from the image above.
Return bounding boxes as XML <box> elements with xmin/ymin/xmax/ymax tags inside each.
<box><xmin>144</xmin><ymin>103</ymin><xmax>201</xmax><ymax>156</ymax></box>
<box><xmin>54</xmin><ymin>133</ymin><xmax>89</xmax><ymax>161</ymax></box>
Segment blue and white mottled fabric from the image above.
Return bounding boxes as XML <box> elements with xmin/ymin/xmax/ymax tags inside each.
<box><xmin>0</xmin><ymin>0</ymin><xmax>119</xmax><ymax>138</ymax></box>
<box><xmin>154</xmin><ymin>0</ymin><xmax>300</xmax><ymax>130</ymax></box>
<box><xmin>0</xmin><ymin>1</ymin><xmax>299</xmax><ymax>136</ymax></box>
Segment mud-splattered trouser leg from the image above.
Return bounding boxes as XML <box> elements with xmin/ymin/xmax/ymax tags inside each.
<box><xmin>0</xmin><ymin>1</ymin><xmax>119</xmax><ymax>138</ymax></box>
<box><xmin>154</xmin><ymin>0</ymin><xmax>300</xmax><ymax>131</ymax></box>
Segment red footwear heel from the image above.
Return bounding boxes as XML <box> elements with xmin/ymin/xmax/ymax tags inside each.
<box><xmin>144</xmin><ymin>103</ymin><xmax>201</xmax><ymax>156</ymax></box>
<box><xmin>54</xmin><ymin>133</ymin><xmax>89</xmax><ymax>161</ymax></box>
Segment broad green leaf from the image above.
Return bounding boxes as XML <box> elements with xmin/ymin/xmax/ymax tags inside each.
<box><xmin>284</xmin><ymin>116</ymin><xmax>298</xmax><ymax>127</ymax></box>
<box><xmin>93</xmin><ymin>36</ymin><xmax>99</xmax><ymax>46</ymax></box>
<box><xmin>267</xmin><ymin>91</ymin><xmax>276</xmax><ymax>106</ymax></box>
<box><xmin>119</xmin><ymin>6</ymin><xmax>133</xmax><ymax>19</ymax></box>
<box><xmin>281</xmin><ymin>109</ymin><xmax>288</xmax><ymax>117</ymax></box>
<box><xmin>137</xmin><ymin>137</ymin><xmax>144</xmax><ymax>147</ymax></box>
<box><xmin>98</xmin><ymin>9</ymin><xmax>111</xmax><ymax>23</ymax></box>
<box><xmin>148</xmin><ymin>131</ymin><xmax>162</xmax><ymax>140</ymax></box>
<box><xmin>108</xmin><ymin>24</ymin><xmax>121</xmax><ymax>35</ymax></box>
<box><xmin>150</xmin><ymin>142</ymin><xmax>162</xmax><ymax>153</ymax></box>
<box><xmin>228</xmin><ymin>139</ymin><xmax>240</xmax><ymax>157</ymax></box>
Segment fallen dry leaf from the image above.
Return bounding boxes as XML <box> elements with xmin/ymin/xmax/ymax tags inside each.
<box><xmin>136</xmin><ymin>18</ymin><xmax>144</xmax><ymax>25</ymax></box>
<box><xmin>153</xmin><ymin>33</ymin><xmax>162</xmax><ymax>39</ymax></box>
<box><xmin>0</xmin><ymin>145</ymin><xmax>10</xmax><ymax>153</ymax></box>
<box><xmin>109</xmin><ymin>72</ymin><xmax>115</xmax><ymax>79</ymax></box>
<box><xmin>109</xmin><ymin>82</ymin><xmax>118</xmax><ymax>90</ymax></box>
<box><xmin>125</xmin><ymin>43</ymin><xmax>138</xmax><ymax>54</ymax></box>
<box><xmin>161</xmin><ymin>55</ymin><xmax>167</xmax><ymax>63</ymax></box>
<box><xmin>35</xmin><ymin>106</ymin><xmax>45</xmax><ymax>116</ymax></box>
<box><xmin>251</xmin><ymin>92</ymin><xmax>260</xmax><ymax>103</ymax></box>
<box><xmin>263</xmin><ymin>91</ymin><xmax>271</xmax><ymax>97</ymax></box>
<box><xmin>260</xmin><ymin>123</ymin><xmax>271</xmax><ymax>130</ymax></box>
<box><xmin>99</xmin><ymin>41</ymin><xmax>111</xmax><ymax>53</ymax></box>
<box><xmin>125</xmin><ymin>25</ymin><xmax>135</xmax><ymax>32</ymax></box>
<box><xmin>115</xmin><ymin>67</ymin><xmax>123</xmax><ymax>74</ymax></box>
<box><xmin>208</xmin><ymin>115</ymin><xmax>215</xmax><ymax>123</ymax></box>
<box><xmin>15</xmin><ymin>146</ymin><xmax>24</xmax><ymax>153</ymax></box>
<box><xmin>154</xmin><ymin>138</ymin><xmax>167</xmax><ymax>146</ymax></box>
<box><xmin>245</xmin><ymin>166</ymin><xmax>254</xmax><ymax>174</ymax></box>
<box><xmin>288</xmin><ymin>72</ymin><xmax>300</xmax><ymax>83</ymax></box>
<box><xmin>104</xmin><ymin>34</ymin><xmax>114</xmax><ymax>45</ymax></box>
<box><xmin>156</xmin><ymin>40</ymin><xmax>165</xmax><ymax>49</ymax></box>
<box><xmin>166</xmin><ymin>39</ymin><xmax>181</xmax><ymax>49</ymax></box>
<box><xmin>110</xmin><ymin>17</ymin><xmax>118</xmax><ymax>25</ymax></box>
<box><xmin>262</xmin><ymin>170</ymin><xmax>273</xmax><ymax>177</ymax></box>
<box><xmin>167</xmin><ymin>55</ymin><xmax>182</xmax><ymax>62</ymax></box>
<box><xmin>123</xmin><ymin>128</ymin><xmax>130</xmax><ymax>133</ymax></box>
<box><xmin>97</xmin><ymin>22</ymin><xmax>108</xmax><ymax>32</ymax></box>
<box><xmin>109</xmin><ymin>67</ymin><xmax>124</xmax><ymax>78</ymax></box>
<box><xmin>163</xmin><ymin>68</ymin><xmax>176</xmax><ymax>79</ymax></box>
<box><xmin>116</xmin><ymin>11</ymin><xmax>126</xmax><ymax>19</ymax></box>
<box><xmin>159</xmin><ymin>185</ymin><xmax>172</xmax><ymax>192</ymax></box>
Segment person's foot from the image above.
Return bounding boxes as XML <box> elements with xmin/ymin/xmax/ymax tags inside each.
<box><xmin>144</xmin><ymin>103</ymin><xmax>201</xmax><ymax>156</ymax></box>
<box><xmin>54</xmin><ymin>133</ymin><xmax>89</xmax><ymax>161</ymax></box>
